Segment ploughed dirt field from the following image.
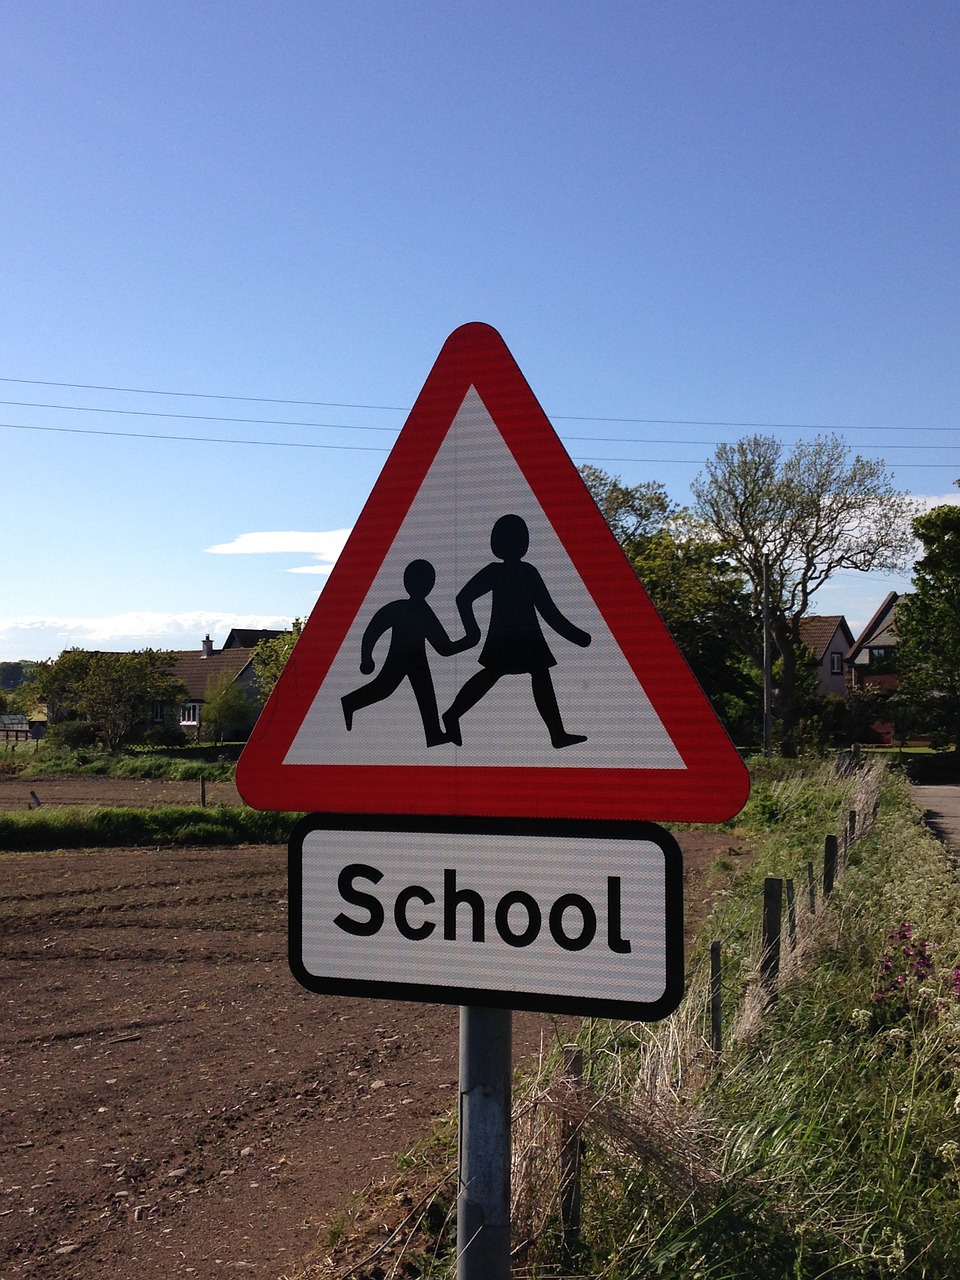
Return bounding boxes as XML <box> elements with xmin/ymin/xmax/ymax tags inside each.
<box><xmin>0</xmin><ymin>774</ymin><xmax>245</xmax><ymax>812</ymax></box>
<box><xmin>0</xmin><ymin>776</ymin><xmax>747</xmax><ymax>1278</ymax></box>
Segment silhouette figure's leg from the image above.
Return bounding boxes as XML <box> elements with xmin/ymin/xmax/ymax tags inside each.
<box><xmin>408</xmin><ymin>661</ymin><xmax>447</xmax><ymax>747</ymax></box>
<box><xmin>342</xmin><ymin>666</ymin><xmax>404</xmax><ymax>731</ymax></box>
<box><xmin>531</xmin><ymin>669</ymin><xmax>587</xmax><ymax>749</ymax></box>
<box><xmin>442</xmin><ymin>668</ymin><xmax>501</xmax><ymax>746</ymax></box>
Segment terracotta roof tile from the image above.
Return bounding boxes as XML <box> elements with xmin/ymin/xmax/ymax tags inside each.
<box><xmin>172</xmin><ymin>650</ymin><xmax>253</xmax><ymax>700</ymax></box>
<box><xmin>797</xmin><ymin>615</ymin><xmax>853</xmax><ymax>662</ymax></box>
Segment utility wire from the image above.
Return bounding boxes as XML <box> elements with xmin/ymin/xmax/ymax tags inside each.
<box><xmin>1</xmin><ymin>418</ymin><xmax>954</xmax><ymax>467</ymax></box>
<box><xmin>0</xmin><ymin>375</ymin><xmax>406</xmax><ymax>412</ymax></box>
<box><xmin>0</xmin><ymin>421</ymin><xmax>387</xmax><ymax>454</ymax></box>
<box><xmin>1</xmin><ymin>375</ymin><xmax>955</xmax><ymax>434</ymax></box>
<box><xmin>1</xmin><ymin>399</ymin><xmax>955</xmax><ymax>451</ymax></box>
<box><xmin>0</xmin><ymin>399</ymin><xmax>397</xmax><ymax>435</ymax></box>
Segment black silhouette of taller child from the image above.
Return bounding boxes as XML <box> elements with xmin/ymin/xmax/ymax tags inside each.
<box><xmin>442</xmin><ymin>514</ymin><xmax>592</xmax><ymax>748</ymax></box>
<box><xmin>341</xmin><ymin>559</ymin><xmax>469</xmax><ymax>747</ymax></box>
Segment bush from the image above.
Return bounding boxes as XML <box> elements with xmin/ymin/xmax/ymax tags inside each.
<box><xmin>0</xmin><ymin>803</ymin><xmax>299</xmax><ymax>851</ymax></box>
<box><xmin>45</xmin><ymin>720</ymin><xmax>100</xmax><ymax>749</ymax></box>
<box><xmin>142</xmin><ymin>724</ymin><xmax>188</xmax><ymax>748</ymax></box>
<box><xmin>22</xmin><ymin>744</ymin><xmax>239</xmax><ymax>781</ymax></box>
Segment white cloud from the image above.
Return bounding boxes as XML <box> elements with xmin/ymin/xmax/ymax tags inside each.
<box><xmin>0</xmin><ymin>611</ymin><xmax>297</xmax><ymax>663</ymax></box>
<box><xmin>812</xmin><ymin>569</ymin><xmax>912</xmax><ymax>638</ymax></box>
<box><xmin>914</xmin><ymin>491</ymin><xmax>960</xmax><ymax>513</ymax></box>
<box><xmin>206</xmin><ymin>529</ymin><xmax>351</xmax><ymax>575</ymax></box>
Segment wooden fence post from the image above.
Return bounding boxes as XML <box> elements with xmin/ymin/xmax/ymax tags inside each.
<box><xmin>823</xmin><ymin>835</ymin><xmax>838</xmax><ymax>897</ymax></box>
<box><xmin>785</xmin><ymin>878</ymin><xmax>797</xmax><ymax>947</ymax></box>
<box><xmin>849</xmin><ymin>809</ymin><xmax>857</xmax><ymax>842</ymax></box>
<box><xmin>806</xmin><ymin>861</ymin><xmax>816</xmax><ymax>915</ymax></box>
<box><xmin>710</xmin><ymin>941</ymin><xmax>722</xmax><ymax>1053</ymax></box>
<box><xmin>761</xmin><ymin>878</ymin><xmax>783</xmax><ymax>997</ymax></box>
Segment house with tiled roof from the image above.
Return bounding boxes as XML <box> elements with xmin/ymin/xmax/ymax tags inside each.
<box><xmin>843</xmin><ymin>592</ymin><xmax>914</xmax><ymax>745</ymax></box>
<box><xmin>798</xmin><ymin>615</ymin><xmax>855</xmax><ymax>698</ymax></box>
<box><xmin>222</xmin><ymin>628</ymin><xmax>284</xmax><ymax>650</ymax></box>
<box><xmin>846</xmin><ymin>592</ymin><xmax>902</xmax><ymax>694</ymax></box>
<box><xmin>154</xmin><ymin>632</ymin><xmax>279</xmax><ymax>740</ymax></box>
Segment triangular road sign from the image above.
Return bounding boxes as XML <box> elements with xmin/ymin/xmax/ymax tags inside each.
<box><xmin>237</xmin><ymin>323</ymin><xmax>749</xmax><ymax>823</ymax></box>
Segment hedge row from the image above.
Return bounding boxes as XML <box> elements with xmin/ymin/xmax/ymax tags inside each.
<box><xmin>0</xmin><ymin>803</ymin><xmax>301</xmax><ymax>852</ymax></box>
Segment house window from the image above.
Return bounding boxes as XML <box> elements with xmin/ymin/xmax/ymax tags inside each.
<box><xmin>869</xmin><ymin>646</ymin><xmax>890</xmax><ymax>664</ymax></box>
<box><xmin>830</xmin><ymin>652</ymin><xmax>843</xmax><ymax>675</ymax></box>
<box><xmin>180</xmin><ymin>702</ymin><xmax>201</xmax><ymax>726</ymax></box>
<box><xmin>153</xmin><ymin>703</ymin><xmax>165</xmax><ymax>724</ymax></box>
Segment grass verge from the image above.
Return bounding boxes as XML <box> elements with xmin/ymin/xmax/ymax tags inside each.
<box><xmin>0</xmin><ymin>803</ymin><xmax>300</xmax><ymax>850</ymax></box>
<box><xmin>284</xmin><ymin>759</ymin><xmax>960</xmax><ymax>1278</ymax></box>
<box><xmin>0</xmin><ymin>744</ymin><xmax>240</xmax><ymax>781</ymax></box>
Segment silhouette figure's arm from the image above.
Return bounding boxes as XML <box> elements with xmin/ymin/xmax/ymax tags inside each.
<box><xmin>422</xmin><ymin>607</ymin><xmax>473</xmax><ymax>656</ymax></box>
<box><xmin>454</xmin><ymin>568</ymin><xmax>493</xmax><ymax>649</ymax></box>
<box><xmin>358</xmin><ymin>605</ymin><xmax>393</xmax><ymax>674</ymax></box>
<box><xmin>530</xmin><ymin>570</ymin><xmax>591</xmax><ymax>647</ymax></box>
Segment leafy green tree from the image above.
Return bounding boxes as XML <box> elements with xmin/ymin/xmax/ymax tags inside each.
<box><xmin>0</xmin><ymin>660</ymin><xmax>35</xmax><ymax>692</ymax></box>
<box><xmin>252</xmin><ymin>620</ymin><xmax>303</xmax><ymax>699</ymax></box>
<box><xmin>580</xmin><ymin>467</ymin><xmax>760</xmax><ymax>743</ymax></box>
<box><xmin>0</xmin><ymin>661</ymin><xmax>39</xmax><ymax>718</ymax></box>
<box><xmin>32</xmin><ymin>648</ymin><xmax>95</xmax><ymax>721</ymax></box>
<box><xmin>33</xmin><ymin>649</ymin><xmax>186</xmax><ymax>751</ymax></box>
<box><xmin>199</xmin><ymin>672</ymin><xmax>257</xmax><ymax>744</ymax></box>
<box><xmin>691</xmin><ymin>433</ymin><xmax>916</xmax><ymax>750</ymax></box>
<box><xmin>897</xmin><ymin>494</ymin><xmax>960</xmax><ymax>749</ymax></box>
<box><xmin>577</xmin><ymin>465</ymin><xmax>676</xmax><ymax>558</ymax></box>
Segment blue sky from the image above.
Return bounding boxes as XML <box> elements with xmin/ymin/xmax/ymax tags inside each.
<box><xmin>2</xmin><ymin>1</ymin><xmax>957</xmax><ymax>662</ymax></box>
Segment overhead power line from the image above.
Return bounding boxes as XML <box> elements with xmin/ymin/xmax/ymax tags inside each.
<box><xmin>0</xmin><ymin>375</ymin><xmax>955</xmax><ymax>434</ymax></box>
<box><xmin>1</xmin><ymin>397</ymin><xmax>958</xmax><ymax>454</ymax></box>
<box><xmin>0</xmin><ymin>421</ymin><xmax>387</xmax><ymax>454</ymax></box>
<box><xmin>0</xmin><ymin>398</ymin><xmax>396</xmax><ymax>435</ymax></box>
<box><xmin>0</xmin><ymin>375</ymin><xmax>406</xmax><ymax>413</ymax></box>
<box><xmin>0</xmin><ymin>419</ymin><xmax>953</xmax><ymax>467</ymax></box>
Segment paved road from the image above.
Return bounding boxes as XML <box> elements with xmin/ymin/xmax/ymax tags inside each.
<box><xmin>912</xmin><ymin>784</ymin><xmax>960</xmax><ymax>853</ymax></box>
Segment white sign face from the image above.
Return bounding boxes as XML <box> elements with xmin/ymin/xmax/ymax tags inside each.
<box><xmin>283</xmin><ymin>388</ymin><xmax>684</xmax><ymax>771</ymax></box>
<box><xmin>289</xmin><ymin>815</ymin><xmax>684</xmax><ymax>1020</ymax></box>
<box><xmin>237</xmin><ymin>321</ymin><xmax>750</xmax><ymax>826</ymax></box>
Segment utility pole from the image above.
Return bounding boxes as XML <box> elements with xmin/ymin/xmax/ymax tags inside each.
<box><xmin>763</xmin><ymin>553</ymin><xmax>773</xmax><ymax>757</ymax></box>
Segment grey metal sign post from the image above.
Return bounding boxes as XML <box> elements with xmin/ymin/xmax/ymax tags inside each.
<box><xmin>458</xmin><ymin>1005</ymin><xmax>512</xmax><ymax>1280</ymax></box>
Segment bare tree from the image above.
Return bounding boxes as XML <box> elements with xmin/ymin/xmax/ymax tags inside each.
<box><xmin>692</xmin><ymin>433</ymin><xmax>917</xmax><ymax>747</ymax></box>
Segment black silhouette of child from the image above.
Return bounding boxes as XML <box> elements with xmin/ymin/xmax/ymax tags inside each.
<box><xmin>442</xmin><ymin>514</ymin><xmax>591</xmax><ymax>748</ymax></box>
<box><xmin>341</xmin><ymin>559</ymin><xmax>468</xmax><ymax>747</ymax></box>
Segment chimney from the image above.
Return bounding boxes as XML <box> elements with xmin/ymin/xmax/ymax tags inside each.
<box><xmin>201</xmin><ymin>635</ymin><xmax>214</xmax><ymax>657</ymax></box>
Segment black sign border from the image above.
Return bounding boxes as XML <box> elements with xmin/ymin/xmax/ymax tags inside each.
<box><xmin>289</xmin><ymin>813</ymin><xmax>684</xmax><ymax>1021</ymax></box>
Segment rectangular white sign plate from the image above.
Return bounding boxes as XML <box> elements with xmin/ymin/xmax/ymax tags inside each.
<box><xmin>289</xmin><ymin>814</ymin><xmax>684</xmax><ymax>1020</ymax></box>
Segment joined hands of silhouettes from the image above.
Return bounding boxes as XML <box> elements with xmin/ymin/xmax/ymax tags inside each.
<box><xmin>342</xmin><ymin>515</ymin><xmax>591</xmax><ymax>748</ymax></box>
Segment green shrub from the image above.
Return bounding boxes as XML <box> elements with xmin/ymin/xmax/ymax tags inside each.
<box><xmin>0</xmin><ymin>803</ymin><xmax>299</xmax><ymax>851</ymax></box>
<box><xmin>44</xmin><ymin>720</ymin><xmax>99</xmax><ymax>749</ymax></box>
<box><xmin>142</xmin><ymin>724</ymin><xmax>188</xmax><ymax>748</ymax></box>
<box><xmin>23</xmin><ymin>745</ymin><xmax>237</xmax><ymax>782</ymax></box>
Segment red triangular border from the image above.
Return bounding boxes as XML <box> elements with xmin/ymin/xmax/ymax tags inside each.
<box><xmin>237</xmin><ymin>323</ymin><xmax>749</xmax><ymax>822</ymax></box>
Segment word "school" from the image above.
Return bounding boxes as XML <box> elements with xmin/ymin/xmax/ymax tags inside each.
<box><xmin>334</xmin><ymin>864</ymin><xmax>633</xmax><ymax>953</ymax></box>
